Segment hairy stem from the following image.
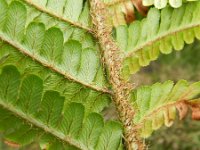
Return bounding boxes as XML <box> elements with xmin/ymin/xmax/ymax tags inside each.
<box><xmin>90</xmin><ymin>0</ymin><xmax>144</xmax><ymax>149</ymax></box>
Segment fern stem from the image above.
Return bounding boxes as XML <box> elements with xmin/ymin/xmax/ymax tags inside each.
<box><xmin>90</xmin><ymin>0</ymin><xmax>144</xmax><ymax>149</ymax></box>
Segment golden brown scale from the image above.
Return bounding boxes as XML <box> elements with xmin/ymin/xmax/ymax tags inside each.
<box><xmin>4</xmin><ymin>140</ymin><xmax>20</xmax><ymax>148</ymax></box>
<box><xmin>121</xmin><ymin>1</ymin><xmax>136</xmax><ymax>24</ymax></box>
<box><xmin>124</xmin><ymin>0</ymin><xmax>148</xmax><ymax>23</ymax></box>
<box><xmin>106</xmin><ymin>0</ymin><xmax>148</xmax><ymax>24</ymax></box>
<box><xmin>131</xmin><ymin>0</ymin><xmax>148</xmax><ymax>16</ymax></box>
<box><xmin>90</xmin><ymin>0</ymin><xmax>146</xmax><ymax>149</ymax></box>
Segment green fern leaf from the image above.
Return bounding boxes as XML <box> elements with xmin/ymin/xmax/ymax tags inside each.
<box><xmin>0</xmin><ymin>43</ymin><xmax>111</xmax><ymax>115</ymax></box>
<box><xmin>0</xmin><ymin>0</ymin><xmax>125</xmax><ymax>149</ymax></box>
<box><xmin>0</xmin><ymin>0</ymin><xmax>108</xmax><ymax>88</ymax></box>
<box><xmin>1</xmin><ymin>0</ymin><xmax>199</xmax><ymax>148</ymax></box>
<box><xmin>0</xmin><ymin>0</ymin><xmax>112</xmax><ymax>115</ymax></box>
<box><xmin>118</xmin><ymin>2</ymin><xmax>200</xmax><ymax>79</ymax></box>
<box><xmin>0</xmin><ymin>65</ymin><xmax>123</xmax><ymax>149</ymax></box>
<box><xmin>130</xmin><ymin>80</ymin><xmax>200</xmax><ymax>138</ymax></box>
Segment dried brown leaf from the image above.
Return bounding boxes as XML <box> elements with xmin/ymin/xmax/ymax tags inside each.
<box><xmin>131</xmin><ymin>0</ymin><xmax>148</xmax><ymax>16</ymax></box>
<box><xmin>122</xmin><ymin>1</ymin><xmax>136</xmax><ymax>23</ymax></box>
<box><xmin>4</xmin><ymin>140</ymin><xmax>20</xmax><ymax>148</ymax></box>
<box><xmin>191</xmin><ymin>106</ymin><xmax>200</xmax><ymax>120</ymax></box>
<box><xmin>176</xmin><ymin>102</ymin><xmax>189</xmax><ymax>120</ymax></box>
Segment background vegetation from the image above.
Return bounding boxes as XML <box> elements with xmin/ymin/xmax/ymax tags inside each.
<box><xmin>142</xmin><ymin>40</ymin><xmax>200</xmax><ymax>150</ymax></box>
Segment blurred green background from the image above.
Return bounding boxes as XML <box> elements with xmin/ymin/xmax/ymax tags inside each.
<box><xmin>1</xmin><ymin>40</ymin><xmax>200</xmax><ymax>150</ymax></box>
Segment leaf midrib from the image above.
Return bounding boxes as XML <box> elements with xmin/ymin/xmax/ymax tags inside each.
<box><xmin>22</xmin><ymin>0</ymin><xmax>93</xmax><ymax>33</ymax></box>
<box><xmin>0</xmin><ymin>100</ymin><xmax>88</xmax><ymax>150</ymax></box>
<box><xmin>0</xmin><ymin>33</ymin><xmax>111</xmax><ymax>94</ymax></box>
<box><xmin>133</xmin><ymin>99</ymin><xmax>196</xmax><ymax>129</ymax></box>
<box><xmin>125</xmin><ymin>23</ymin><xmax>200</xmax><ymax>59</ymax></box>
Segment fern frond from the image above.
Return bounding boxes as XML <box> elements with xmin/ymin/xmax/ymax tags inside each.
<box><xmin>130</xmin><ymin>80</ymin><xmax>200</xmax><ymax>138</ymax></box>
<box><xmin>0</xmin><ymin>65</ymin><xmax>123</xmax><ymax>150</ymax></box>
<box><xmin>0</xmin><ymin>1</ymin><xmax>125</xmax><ymax>148</ymax></box>
<box><xmin>0</xmin><ymin>40</ymin><xmax>111</xmax><ymax>115</ymax></box>
<box><xmin>0</xmin><ymin>0</ymin><xmax>113</xmax><ymax>137</ymax></box>
<box><xmin>0</xmin><ymin>0</ymin><xmax>109</xmax><ymax>92</ymax></box>
<box><xmin>118</xmin><ymin>2</ymin><xmax>200</xmax><ymax>79</ymax></box>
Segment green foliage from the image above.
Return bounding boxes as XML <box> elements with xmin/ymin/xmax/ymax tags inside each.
<box><xmin>131</xmin><ymin>41</ymin><xmax>200</xmax><ymax>149</ymax></box>
<box><xmin>119</xmin><ymin>2</ymin><xmax>200</xmax><ymax>79</ymax></box>
<box><xmin>0</xmin><ymin>65</ymin><xmax>123</xmax><ymax>150</ymax></box>
<box><xmin>0</xmin><ymin>0</ymin><xmax>107</xmax><ymax>87</ymax></box>
<box><xmin>0</xmin><ymin>0</ymin><xmax>123</xmax><ymax>149</ymax></box>
<box><xmin>0</xmin><ymin>41</ymin><xmax>111</xmax><ymax>115</ymax></box>
<box><xmin>130</xmin><ymin>80</ymin><xmax>200</xmax><ymax>138</ymax></box>
<box><xmin>0</xmin><ymin>0</ymin><xmax>112</xmax><ymax>115</ymax></box>
<box><xmin>0</xmin><ymin>0</ymin><xmax>199</xmax><ymax>149</ymax></box>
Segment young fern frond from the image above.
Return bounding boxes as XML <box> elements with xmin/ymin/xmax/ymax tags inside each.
<box><xmin>130</xmin><ymin>80</ymin><xmax>200</xmax><ymax>138</ymax></box>
<box><xmin>118</xmin><ymin>2</ymin><xmax>200</xmax><ymax>79</ymax></box>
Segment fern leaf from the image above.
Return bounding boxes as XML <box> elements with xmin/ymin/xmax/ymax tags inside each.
<box><xmin>0</xmin><ymin>65</ymin><xmax>123</xmax><ymax>149</ymax></box>
<box><xmin>0</xmin><ymin>1</ymin><xmax>125</xmax><ymax>148</ymax></box>
<box><xmin>118</xmin><ymin>2</ymin><xmax>200</xmax><ymax>79</ymax></box>
<box><xmin>0</xmin><ymin>40</ymin><xmax>110</xmax><ymax>116</ymax></box>
<box><xmin>130</xmin><ymin>80</ymin><xmax>200</xmax><ymax>138</ymax></box>
<box><xmin>0</xmin><ymin>0</ymin><xmax>110</xmax><ymax>124</ymax></box>
<box><xmin>0</xmin><ymin>0</ymin><xmax>109</xmax><ymax>90</ymax></box>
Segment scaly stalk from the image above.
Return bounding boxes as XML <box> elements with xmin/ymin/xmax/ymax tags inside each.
<box><xmin>90</xmin><ymin>0</ymin><xmax>144</xmax><ymax>149</ymax></box>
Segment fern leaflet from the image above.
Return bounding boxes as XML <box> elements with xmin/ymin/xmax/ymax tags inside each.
<box><xmin>116</xmin><ymin>2</ymin><xmax>200</xmax><ymax>79</ymax></box>
<box><xmin>130</xmin><ymin>80</ymin><xmax>200</xmax><ymax>138</ymax></box>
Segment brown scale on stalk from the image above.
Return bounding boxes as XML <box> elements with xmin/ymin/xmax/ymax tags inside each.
<box><xmin>105</xmin><ymin>0</ymin><xmax>148</xmax><ymax>25</ymax></box>
<box><xmin>90</xmin><ymin>0</ymin><xmax>147</xmax><ymax>149</ymax></box>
